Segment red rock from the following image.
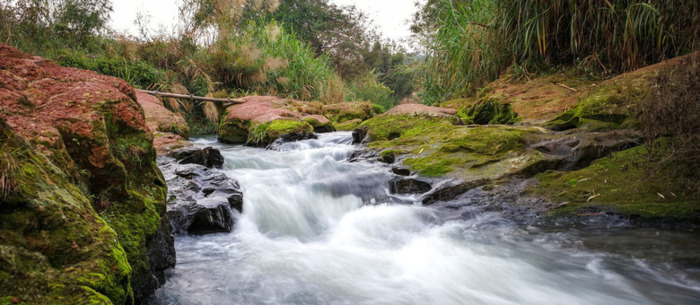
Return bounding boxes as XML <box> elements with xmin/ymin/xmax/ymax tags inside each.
<box><xmin>135</xmin><ymin>90</ymin><xmax>190</xmax><ymax>139</ymax></box>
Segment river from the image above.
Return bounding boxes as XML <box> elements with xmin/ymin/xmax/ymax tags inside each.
<box><xmin>152</xmin><ymin>132</ymin><xmax>700</xmax><ymax>305</ymax></box>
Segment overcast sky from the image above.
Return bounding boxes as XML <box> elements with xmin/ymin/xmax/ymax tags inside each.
<box><xmin>109</xmin><ymin>0</ymin><xmax>421</xmax><ymax>43</ymax></box>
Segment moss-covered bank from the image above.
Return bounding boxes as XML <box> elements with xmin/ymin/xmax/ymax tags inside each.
<box><xmin>0</xmin><ymin>44</ymin><xmax>174</xmax><ymax>304</ymax></box>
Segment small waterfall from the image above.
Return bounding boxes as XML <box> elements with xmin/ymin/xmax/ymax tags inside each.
<box><xmin>153</xmin><ymin>132</ymin><xmax>700</xmax><ymax>305</ymax></box>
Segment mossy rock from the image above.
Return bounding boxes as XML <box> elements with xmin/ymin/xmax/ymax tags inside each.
<box><xmin>359</xmin><ymin>113</ymin><xmax>549</xmax><ymax>180</ymax></box>
<box><xmin>457</xmin><ymin>99</ymin><xmax>519</xmax><ymax>125</ymax></box>
<box><xmin>334</xmin><ymin>119</ymin><xmax>362</xmax><ymax>131</ymax></box>
<box><xmin>0</xmin><ymin>119</ymin><xmax>133</xmax><ymax>304</ymax></box>
<box><xmin>547</xmin><ymin>62</ymin><xmax>659</xmax><ymax>131</ymax></box>
<box><xmin>218</xmin><ymin>119</ymin><xmax>251</xmax><ymax>144</ymax></box>
<box><xmin>247</xmin><ymin>119</ymin><xmax>314</xmax><ymax>146</ymax></box>
<box><xmin>529</xmin><ymin>145</ymin><xmax>700</xmax><ymax>222</ymax></box>
<box><xmin>303</xmin><ymin>115</ymin><xmax>334</xmax><ymax>133</ymax></box>
<box><xmin>322</xmin><ymin>101</ymin><xmax>376</xmax><ymax>123</ymax></box>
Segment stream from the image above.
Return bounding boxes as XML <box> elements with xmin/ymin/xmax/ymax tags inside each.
<box><xmin>152</xmin><ymin>132</ymin><xmax>700</xmax><ymax>305</ymax></box>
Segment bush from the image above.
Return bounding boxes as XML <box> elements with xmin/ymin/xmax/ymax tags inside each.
<box><xmin>345</xmin><ymin>71</ymin><xmax>395</xmax><ymax>110</ymax></box>
<box><xmin>54</xmin><ymin>50</ymin><xmax>166</xmax><ymax>89</ymax></box>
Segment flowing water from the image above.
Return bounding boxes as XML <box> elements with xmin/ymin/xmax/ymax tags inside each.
<box><xmin>153</xmin><ymin>132</ymin><xmax>700</xmax><ymax>305</ymax></box>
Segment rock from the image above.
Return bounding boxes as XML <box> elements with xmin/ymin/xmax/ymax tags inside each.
<box><xmin>0</xmin><ymin>44</ymin><xmax>174</xmax><ymax>304</ymax></box>
<box><xmin>135</xmin><ymin>90</ymin><xmax>190</xmax><ymax>139</ymax></box>
<box><xmin>322</xmin><ymin>101</ymin><xmax>378</xmax><ymax>123</ymax></box>
<box><xmin>175</xmin><ymin>164</ymin><xmax>208</xmax><ymax>179</ymax></box>
<box><xmin>334</xmin><ymin>118</ymin><xmax>363</xmax><ymax>131</ymax></box>
<box><xmin>391</xmin><ymin>167</ymin><xmax>412</xmax><ymax>176</ymax></box>
<box><xmin>384</xmin><ymin>103</ymin><xmax>457</xmax><ymax>118</ymax></box>
<box><xmin>421</xmin><ymin>179</ymin><xmax>489</xmax><ymax>205</ymax></box>
<box><xmin>378</xmin><ymin>150</ymin><xmax>395</xmax><ymax>164</ymax></box>
<box><xmin>544</xmin><ymin>53</ymin><xmax>696</xmax><ymax>131</ymax></box>
<box><xmin>347</xmin><ymin>149</ymin><xmax>379</xmax><ymax>163</ymax></box>
<box><xmin>457</xmin><ymin>99</ymin><xmax>518</xmax><ymax>125</ymax></box>
<box><xmin>352</xmin><ymin>126</ymin><xmax>368</xmax><ymax>144</ymax></box>
<box><xmin>171</xmin><ymin>146</ymin><xmax>225</xmax><ymax>168</ymax></box>
<box><xmin>389</xmin><ymin>177</ymin><xmax>432</xmax><ymax>194</ymax></box>
<box><xmin>218</xmin><ymin>96</ymin><xmax>313</xmax><ymax>146</ymax></box>
<box><xmin>167</xmin><ymin>197</ymin><xmax>236</xmax><ymax>235</ymax></box>
<box><xmin>154</xmin><ymin>131</ymin><xmax>193</xmax><ymax>155</ymax></box>
<box><xmin>529</xmin><ymin>130</ymin><xmax>641</xmax><ymax>170</ymax></box>
<box><xmin>159</xmin><ymin>156</ymin><xmax>244</xmax><ymax>235</ymax></box>
<box><xmin>303</xmin><ymin>115</ymin><xmax>334</xmax><ymax>133</ymax></box>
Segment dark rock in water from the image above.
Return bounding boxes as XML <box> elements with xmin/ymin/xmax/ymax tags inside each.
<box><xmin>170</xmin><ymin>146</ymin><xmax>224</xmax><ymax>168</ymax></box>
<box><xmin>137</xmin><ymin>217</ymin><xmax>177</xmax><ymax>301</ymax></box>
<box><xmin>159</xmin><ymin>155</ymin><xmax>244</xmax><ymax>235</ymax></box>
<box><xmin>392</xmin><ymin>167</ymin><xmax>412</xmax><ymax>176</ymax></box>
<box><xmin>421</xmin><ymin>179</ymin><xmax>488</xmax><ymax>205</ymax></box>
<box><xmin>279</xmin><ymin>130</ymin><xmax>319</xmax><ymax>142</ymax></box>
<box><xmin>228</xmin><ymin>193</ymin><xmax>244</xmax><ymax>213</ymax></box>
<box><xmin>389</xmin><ymin>177</ymin><xmax>432</xmax><ymax>194</ymax></box>
<box><xmin>378</xmin><ymin>151</ymin><xmax>395</xmax><ymax>164</ymax></box>
<box><xmin>266</xmin><ymin>132</ymin><xmax>319</xmax><ymax>150</ymax></box>
<box><xmin>352</xmin><ymin>126</ymin><xmax>368</xmax><ymax>144</ymax></box>
<box><xmin>347</xmin><ymin>149</ymin><xmax>379</xmax><ymax>163</ymax></box>
<box><xmin>167</xmin><ymin>197</ymin><xmax>236</xmax><ymax>235</ymax></box>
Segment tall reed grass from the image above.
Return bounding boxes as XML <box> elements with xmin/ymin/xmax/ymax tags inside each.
<box><xmin>421</xmin><ymin>0</ymin><xmax>700</xmax><ymax>104</ymax></box>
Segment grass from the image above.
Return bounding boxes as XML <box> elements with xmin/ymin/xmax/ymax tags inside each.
<box><xmin>420</xmin><ymin>0</ymin><xmax>700</xmax><ymax>104</ymax></box>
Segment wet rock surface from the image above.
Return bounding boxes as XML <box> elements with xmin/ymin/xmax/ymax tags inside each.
<box><xmin>170</xmin><ymin>146</ymin><xmax>225</xmax><ymax>168</ymax></box>
<box><xmin>389</xmin><ymin>177</ymin><xmax>432</xmax><ymax>194</ymax></box>
<box><xmin>158</xmin><ymin>156</ymin><xmax>244</xmax><ymax>235</ymax></box>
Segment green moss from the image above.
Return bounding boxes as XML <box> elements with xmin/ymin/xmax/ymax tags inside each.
<box><xmin>360</xmin><ymin>113</ymin><xmax>546</xmax><ymax>180</ymax></box>
<box><xmin>334</xmin><ymin>119</ymin><xmax>362</xmax><ymax>131</ymax></box>
<box><xmin>359</xmin><ymin>114</ymin><xmax>455</xmax><ymax>142</ymax></box>
<box><xmin>218</xmin><ymin>119</ymin><xmax>251</xmax><ymax>144</ymax></box>
<box><xmin>457</xmin><ymin>99</ymin><xmax>519</xmax><ymax>125</ymax></box>
<box><xmin>547</xmin><ymin>67</ymin><xmax>655</xmax><ymax>131</ymax></box>
<box><xmin>246</xmin><ymin>119</ymin><xmax>314</xmax><ymax>146</ymax></box>
<box><xmin>530</xmin><ymin>146</ymin><xmax>700</xmax><ymax>221</ymax></box>
<box><xmin>322</xmin><ymin>101</ymin><xmax>374</xmax><ymax>123</ymax></box>
<box><xmin>0</xmin><ymin>119</ymin><xmax>134</xmax><ymax>305</ymax></box>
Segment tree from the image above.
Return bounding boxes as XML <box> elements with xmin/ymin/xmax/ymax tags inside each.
<box><xmin>268</xmin><ymin>0</ymin><xmax>375</xmax><ymax>78</ymax></box>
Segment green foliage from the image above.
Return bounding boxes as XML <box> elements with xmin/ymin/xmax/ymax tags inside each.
<box><xmin>207</xmin><ymin>20</ymin><xmax>338</xmax><ymax>102</ymax></box>
<box><xmin>415</xmin><ymin>0</ymin><xmax>700</xmax><ymax>104</ymax></box>
<box><xmin>54</xmin><ymin>50</ymin><xmax>166</xmax><ymax>89</ymax></box>
<box><xmin>345</xmin><ymin>71</ymin><xmax>395</xmax><ymax>110</ymax></box>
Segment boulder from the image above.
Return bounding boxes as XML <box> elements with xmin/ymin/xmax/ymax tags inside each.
<box><xmin>159</xmin><ymin>156</ymin><xmax>244</xmax><ymax>235</ymax></box>
<box><xmin>167</xmin><ymin>196</ymin><xmax>236</xmax><ymax>235</ymax></box>
<box><xmin>0</xmin><ymin>43</ymin><xmax>174</xmax><ymax>304</ymax></box>
<box><xmin>218</xmin><ymin>96</ymin><xmax>315</xmax><ymax>146</ymax></box>
<box><xmin>135</xmin><ymin>90</ymin><xmax>190</xmax><ymax>139</ymax></box>
<box><xmin>303</xmin><ymin>115</ymin><xmax>334</xmax><ymax>133</ymax></box>
<box><xmin>170</xmin><ymin>146</ymin><xmax>225</xmax><ymax>168</ymax></box>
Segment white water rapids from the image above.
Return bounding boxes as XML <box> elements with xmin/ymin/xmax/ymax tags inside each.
<box><xmin>153</xmin><ymin>132</ymin><xmax>700</xmax><ymax>305</ymax></box>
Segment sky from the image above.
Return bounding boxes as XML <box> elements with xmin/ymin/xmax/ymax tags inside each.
<box><xmin>109</xmin><ymin>0</ymin><xmax>421</xmax><ymax>43</ymax></box>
